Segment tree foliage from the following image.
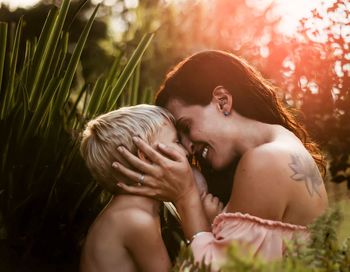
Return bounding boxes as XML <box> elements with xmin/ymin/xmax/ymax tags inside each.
<box><xmin>147</xmin><ymin>0</ymin><xmax>350</xmax><ymax>189</ymax></box>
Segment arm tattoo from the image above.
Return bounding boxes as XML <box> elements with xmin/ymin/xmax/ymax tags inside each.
<box><xmin>288</xmin><ymin>153</ymin><xmax>323</xmax><ymax>197</ymax></box>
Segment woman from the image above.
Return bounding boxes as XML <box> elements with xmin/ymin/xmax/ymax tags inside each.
<box><xmin>112</xmin><ymin>50</ymin><xmax>328</xmax><ymax>267</ymax></box>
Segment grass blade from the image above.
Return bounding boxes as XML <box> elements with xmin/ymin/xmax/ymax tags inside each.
<box><xmin>53</xmin><ymin>4</ymin><xmax>100</xmax><ymax>113</ymax></box>
<box><xmin>66</xmin><ymin>0</ymin><xmax>89</xmax><ymax>31</ymax></box>
<box><xmin>23</xmin><ymin>77</ymin><xmax>61</xmax><ymax>140</ymax></box>
<box><xmin>0</xmin><ymin>18</ymin><xmax>22</xmax><ymax>119</ymax></box>
<box><xmin>86</xmin><ymin>75</ymin><xmax>106</xmax><ymax>117</ymax></box>
<box><xmin>106</xmin><ymin>33</ymin><xmax>154</xmax><ymax>111</ymax></box>
<box><xmin>131</xmin><ymin>61</ymin><xmax>141</xmax><ymax>105</ymax></box>
<box><xmin>29</xmin><ymin>0</ymin><xmax>70</xmax><ymax>107</ymax></box>
<box><xmin>66</xmin><ymin>83</ymin><xmax>88</xmax><ymax>123</ymax></box>
<box><xmin>0</xmin><ymin>22</ymin><xmax>8</xmax><ymax>93</ymax></box>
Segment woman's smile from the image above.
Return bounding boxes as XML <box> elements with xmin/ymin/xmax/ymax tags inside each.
<box><xmin>201</xmin><ymin>146</ymin><xmax>209</xmax><ymax>159</ymax></box>
<box><xmin>166</xmin><ymin>98</ymin><xmax>234</xmax><ymax>170</ymax></box>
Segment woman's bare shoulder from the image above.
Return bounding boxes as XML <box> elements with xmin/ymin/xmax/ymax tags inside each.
<box><xmin>226</xmin><ymin>141</ymin><xmax>315</xmax><ymax>220</ymax></box>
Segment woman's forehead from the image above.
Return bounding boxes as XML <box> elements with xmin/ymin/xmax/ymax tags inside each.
<box><xmin>166</xmin><ymin>99</ymin><xmax>195</xmax><ymax>119</ymax></box>
<box><xmin>165</xmin><ymin>98</ymin><xmax>184</xmax><ymax>112</ymax></box>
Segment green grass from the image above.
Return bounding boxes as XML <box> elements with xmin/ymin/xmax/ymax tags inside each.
<box><xmin>326</xmin><ymin>181</ymin><xmax>350</xmax><ymax>242</ymax></box>
<box><xmin>334</xmin><ymin>198</ymin><xmax>350</xmax><ymax>241</ymax></box>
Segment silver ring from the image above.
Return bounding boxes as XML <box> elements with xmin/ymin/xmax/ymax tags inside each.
<box><xmin>138</xmin><ymin>173</ymin><xmax>145</xmax><ymax>186</ymax></box>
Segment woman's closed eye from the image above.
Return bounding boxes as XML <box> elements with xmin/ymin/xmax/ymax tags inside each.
<box><xmin>176</xmin><ymin>119</ymin><xmax>191</xmax><ymax>135</ymax></box>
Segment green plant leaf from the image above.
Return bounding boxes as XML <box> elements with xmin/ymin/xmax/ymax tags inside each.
<box><xmin>0</xmin><ymin>22</ymin><xmax>8</xmax><ymax>94</ymax></box>
<box><xmin>86</xmin><ymin>75</ymin><xmax>106</xmax><ymax>117</ymax></box>
<box><xmin>0</xmin><ymin>17</ymin><xmax>22</xmax><ymax>119</ymax></box>
<box><xmin>23</xmin><ymin>77</ymin><xmax>62</xmax><ymax>140</ymax></box>
<box><xmin>106</xmin><ymin>33</ymin><xmax>154</xmax><ymax>111</ymax></box>
<box><xmin>53</xmin><ymin>4</ymin><xmax>100</xmax><ymax>114</ymax></box>
<box><xmin>29</xmin><ymin>0</ymin><xmax>69</xmax><ymax>108</ymax></box>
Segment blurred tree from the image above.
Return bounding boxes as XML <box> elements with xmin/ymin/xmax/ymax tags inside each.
<box><xmin>270</xmin><ymin>0</ymin><xmax>350</xmax><ymax>188</ymax></box>
<box><xmin>146</xmin><ymin>0</ymin><xmax>350</xmax><ymax>189</ymax></box>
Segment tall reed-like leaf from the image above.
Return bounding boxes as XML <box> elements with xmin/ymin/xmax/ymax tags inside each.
<box><xmin>0</xmin><ymin>22</ymin><xmax>7</xmax><ymax>93</ymax></box>
<box><xmin>27</xmin><ymin>9</ymin><xmax>57</xmax><ymax>93</ymax></box>
<box><xmin>53</xmin><ymin>4</ymin><xmax>100</xmax><ymax>114</ymax></box>
<box><xmin>22</xmin><ymin>77</ymin><xmax>62</xmax><ymax>141</ymax></box>
<box><xmin>45</xmin><ymin>32</ymin><xmax>67</xmax><ymax>84</ymax></box>
<box><xmin>66</xmin><ymin>83</ymin><xmax>88</xmax><ymax>124</ymax></box>
<box><xmin>55</xmin><ymin>32</ymin><xmax>69</xmax><ymax>77</ymax></box>
<box><xmin>131</xmin><ymin>62</ymin><xmax>141</xmax><ymax>105</ymax></box>
<box><xmin>0</xmin><ymin>18</ymin><xmax>22</xmax><ymax>119</ymax></box>
<box><xmin>86</xmin><ymin>76</ymin><xmax>106</xmax><ymax>117</ymax></box>
<box><xmin>94</xmin><ymin>80</ymin><xmax>111</xmax><ymax>114</ymax></box>
<box><xmin>105</xmin><ymin>51</ymin><xmax>122</xmax><ymax>85</ymax></box>
<box><xmin>66</xmin><ymin>0</ymin><xmax>89</xmax><ymax>31</ymax></box>
<box><xmin>106</xmin><ymin>33</ymin><xmax>154</xmax><ymax>111</ymax></box>
<box><xmin>22</xmin><ymin>40</ymin><xmax>32</xmax><ymax>86</ymax></box>
<box><xmin>29</xmin><ymin>0</ymin><xmax>70</xmax><ymax>108</ymax></box>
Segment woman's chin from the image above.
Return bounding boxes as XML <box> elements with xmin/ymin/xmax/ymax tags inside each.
<box><xmin>210</xmin><ymin>160</ymin><xmax>227</xmax><ymax>171</ymax></box>
<box><xmin>211</xmin><ymin>157</ymin><xmax>237</xmax><ymax>171</ymax></box>
<box><xmin>197</xmin><ymin>154</ymin><xmax>231</xmax><ymax>170</ymax></box>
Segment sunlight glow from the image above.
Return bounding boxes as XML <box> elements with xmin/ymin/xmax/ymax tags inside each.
<box><xmin>247</xmin><ymin>0</ymin><xmax>337</xmax><ymax>36</ymax></box>
<box><xmin>0</xmin><ymin>0</ymin><xmax>40</xmax><ymax>11</ymax></box>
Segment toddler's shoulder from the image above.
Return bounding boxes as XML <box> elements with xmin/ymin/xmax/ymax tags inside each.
<box><xmin>102</xmin><ymin>204</ymin><xmax>157</xmax><ymax>230</ymax></box>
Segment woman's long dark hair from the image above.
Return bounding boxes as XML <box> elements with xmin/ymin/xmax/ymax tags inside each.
<box><xmin>155</xmin><ymin>50</ymin><xmax>326</xmax><ymax>179</ymax></box>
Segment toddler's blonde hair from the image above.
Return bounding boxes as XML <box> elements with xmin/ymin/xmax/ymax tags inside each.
<box><xmin>80</xmin><ymin>104</ymin><xmax>174</xmax><ymax>193</ymax></box>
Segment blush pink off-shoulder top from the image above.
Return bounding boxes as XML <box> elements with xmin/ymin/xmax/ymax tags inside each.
<box><xmin>190</xmin><ymin>212</ymin><xmax>308</xmax><ymax>268</ymax></box>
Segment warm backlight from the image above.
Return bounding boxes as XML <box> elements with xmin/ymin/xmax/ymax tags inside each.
<box><xmin>247</xmin><ymin>0</ymin><xmax>334</xmax><ymax>36</ymax></box>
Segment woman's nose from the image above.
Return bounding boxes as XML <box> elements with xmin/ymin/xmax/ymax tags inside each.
<box><xmin>181</xmin><ymin>136</ymin><xmax>194</xmax><ymax>155</ymax></box>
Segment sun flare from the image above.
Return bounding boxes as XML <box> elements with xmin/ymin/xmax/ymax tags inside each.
<box><xmin>0</xmin><ymin>0</ymin><xmax>40</xmax><ymax>10</ymax></box>
<box><xmin>247</xmin><ymin>0</ymin><xmax>336</xmax><ymax>35</ymax></box>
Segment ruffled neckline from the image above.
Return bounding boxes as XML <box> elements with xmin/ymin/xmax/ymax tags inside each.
<box><xmin>213</xmin><ymin>212</ymin><xmax>308</xmax><ymax>231</ymax></box>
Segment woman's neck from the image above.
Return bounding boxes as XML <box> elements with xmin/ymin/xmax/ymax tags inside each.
<box><xmin>231</xmin><ymin>113</ymin><xmax>278</xmax><ymax>155</ymax></box>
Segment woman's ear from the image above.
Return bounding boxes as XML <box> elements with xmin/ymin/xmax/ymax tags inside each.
<box><xmin>212</xmin><ymin>86</ymin><xmax>233</xmax><ymax>116</ymax></box>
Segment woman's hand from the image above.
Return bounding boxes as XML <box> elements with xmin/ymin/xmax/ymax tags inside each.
<box><xmin>112</xmin><ymin>137</ymin><xmax>197</xmax><ymax>204</ymax></box>
<box><xmin>113</xmin><ymin>136</ymin><xmax>211</xmax><ymax>238</ymax></box>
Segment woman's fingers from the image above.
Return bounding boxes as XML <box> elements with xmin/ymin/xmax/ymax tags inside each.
<box><xmin>116</xmin><ymin>146</ymin><xmax>154</xmax><ymax>174</ymax></box>
<box><xmin>113</xmin><ymin>161</ymin><xmax>152</xmax><ymax>186</ymax></box>
<box><xmin>157</xmin><ymin>143</ymin><xmax>183</xmax><ymax>162</ymax></box>
<box><xmin>133</xmin><ymin>137</ymin><xmax>172</xmax><ymax>165</ymax></box>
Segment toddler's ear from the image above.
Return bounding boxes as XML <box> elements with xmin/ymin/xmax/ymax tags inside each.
<box><xmin>137</xmin><ymin>149</ymin><xmax>151</xmax><ymax>163</ymax></box>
